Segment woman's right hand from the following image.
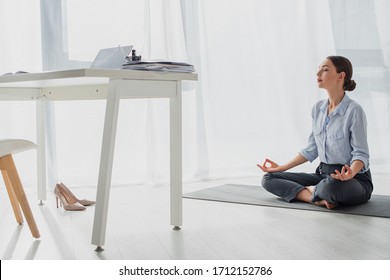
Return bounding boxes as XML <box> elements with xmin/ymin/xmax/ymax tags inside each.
<box><xmin>257</xmin><ymin>158</ymin><xmax>285</xmax><ymax>173</ymax></box>
<box><xmin>258</xmin><ymin>154</ymin><xmax>307</xmax><ymax>173</ymax></box>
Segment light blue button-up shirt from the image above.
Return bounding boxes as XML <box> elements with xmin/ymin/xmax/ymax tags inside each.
<box><xmin>300</xmin><ymin>94</ymin><xmax>370</xmax><ymax>173</ymax></box>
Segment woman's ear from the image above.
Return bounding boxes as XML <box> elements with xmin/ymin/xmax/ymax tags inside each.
<box><xmin>338</xmin><ymin>72</ymin><xmax>346</xmax><ymax>82</ymax></box>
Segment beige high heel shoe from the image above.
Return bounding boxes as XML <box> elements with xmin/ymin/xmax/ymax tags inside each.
<box><xmin>57</xmin><ymin>183</ymin><xmax>95</xmax><ymax>206</ymax></box>
<box><xmin>54</xmin><ymin>185</ymin><xmax>86</xmax><ymax>211</ymax></box>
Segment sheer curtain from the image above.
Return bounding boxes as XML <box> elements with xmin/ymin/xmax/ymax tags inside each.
<box><xmin>1</xmin><ymin>0</ymin><xmax>388</xmax><ymax>192</ymax></box>
<box><xmin>372</xmin><ymin>0</ymin><xmax>390</xmax><ymax>172</ymax></box>
<box><xmin>0</xmin><ymin>0</ymin><xmax>41</xmax><ymax>186</ymax></box>
<box><xmin>328</xmin><ymin>0</ymin><xmax>390</xmax><ymax>174</ymax></box>
<box><xmin>183</xmin><ymin>0</ymin><xmax>335</xmax><ymax>178</ymax></box>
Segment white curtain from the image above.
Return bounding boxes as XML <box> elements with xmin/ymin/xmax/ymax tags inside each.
<box><xmin>371</xmin><ymin>0</ymin><xmax>390</xmax><ymax>172</ymax></box>
<box><xmin>0</xmin><ymin>0</ymin><xmax>388</xmax><ymax>191</ymax></box>
<box><xmin>185</xmin><ymin>0</ymin><xmax>335</xmax><ymax>179</ymax></box>
<box><xmin>0</xmin><ymin>0</ymin><xmax>41</xmax><ymax>186</ymax></box>
<box><xmin>374</xmin><ymin>0</ymin><xmax>390</xmax><ymax>66</ymax></box>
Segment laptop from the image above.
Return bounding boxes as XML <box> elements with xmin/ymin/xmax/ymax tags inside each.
<box><xmin>90</xmin><ymin>45</ymin><xmax>132</xmax><ymax>69</ymax></box>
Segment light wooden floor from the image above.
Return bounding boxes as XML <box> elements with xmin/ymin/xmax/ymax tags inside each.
<box><xmin>1</xmin><ymin>175</ymin><xmax>390</xmax><ymax>260</ymax></box>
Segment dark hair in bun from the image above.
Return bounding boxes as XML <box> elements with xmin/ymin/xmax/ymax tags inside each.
<box><xmin>327</xmin><ymin>55</ymin><xmax>356</xmax><ymax>92</ymax></box>
<box><xmin>344</xmin><ymin>79</ymin><xmax>356</xmax><ymax>91</ymax></box>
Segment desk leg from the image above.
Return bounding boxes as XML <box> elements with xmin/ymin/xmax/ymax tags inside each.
<box><xmin>36</xmin><ymin>98</ymin><xmax>47</xmax><ymax>203</ymax></box>
<box><xmin>170</xmin><ymin>82</ymin><xmax>183</xmax><ymax>230</ymax></box>
<box><xmin>91</xmin><ymin>80</ymin><xmax>120</xmax><ymax>250</ymax></box>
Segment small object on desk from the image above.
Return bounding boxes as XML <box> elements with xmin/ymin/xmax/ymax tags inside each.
<box><xmin>127</xmin><ymin>49</ymin><xmax>142</xmax><ymax>61</ymax></box>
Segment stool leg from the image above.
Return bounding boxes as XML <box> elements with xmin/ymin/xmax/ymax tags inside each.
<box><xmin>0</xmin><ymin>155</ymin><xmax>40</xmax><ymax>238</ymax></box>
<box><xmin>1</xmin><ymin>170</ymin><xmax>24</xmax><ymax>224</ymax></box>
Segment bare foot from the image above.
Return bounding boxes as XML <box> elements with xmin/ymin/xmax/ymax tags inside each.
<box><xmin>314</xmin><ymin>200</ymin><xmax>336</xmax><ymax>210</ymax></box>
<box><xmin>323</xmin><ymin>200</ymin><xmax>336</xmax><ymax>209</ymax></box>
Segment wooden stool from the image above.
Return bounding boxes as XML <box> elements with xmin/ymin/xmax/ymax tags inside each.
<box><xmin>0</xmin><ymin>139</ymin><xmax>40</xmax><ymax>238</ymax></box>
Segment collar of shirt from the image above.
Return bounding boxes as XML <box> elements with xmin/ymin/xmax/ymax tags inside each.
<box><xmin>319</xmin><ymin>93</ymin><xmax>350</xmax><ymax>117</ymax></box>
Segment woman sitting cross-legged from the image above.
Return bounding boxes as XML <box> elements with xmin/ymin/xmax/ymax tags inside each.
<box><xmin>258</xmin><ymin>56</ymin><xmax>373</xmax><ymax>209</ymax></box>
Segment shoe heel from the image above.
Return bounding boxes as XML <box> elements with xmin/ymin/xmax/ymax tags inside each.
<box><xmin>58</xmin><ymin>183</ymin><xmax>95</xmax><ymax>206</ymax></box>
<box><xmin>54</xmin><ymin>185</ymin><xmax>86</xmax><ymax>211</ymax></box>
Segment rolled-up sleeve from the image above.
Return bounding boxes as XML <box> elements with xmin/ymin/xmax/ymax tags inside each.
<box><xmin>300</xmin><ymin>131</ymin><xmax>318</xmax><ymax>162</ymax></box>
<box><xmin>350</xmin><ymin>107</ymin><xmax>370</xmax><ymax>171</ymax></box>
<box><xmin>299</xmin><ymin>104</ymin><xmax>319</xmax><ymax>162</ymax></box>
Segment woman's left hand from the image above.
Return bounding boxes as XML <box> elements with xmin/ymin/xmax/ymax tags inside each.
<box><xmin>330</xmin><ymin>164</ymin><xmax>354</xmax><ymax>181</ymax></box>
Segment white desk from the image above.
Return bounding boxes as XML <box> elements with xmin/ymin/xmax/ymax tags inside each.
<box><xmin>0</xmin><ymin>68</ymin><xmax>197</xmax><ymax>250</ymax></box>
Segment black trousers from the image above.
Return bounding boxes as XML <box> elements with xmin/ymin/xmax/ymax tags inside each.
<box><xmin>261</xmin><ymin>163</ymin><xmax>373</xmax><ymax>206</ymax></box>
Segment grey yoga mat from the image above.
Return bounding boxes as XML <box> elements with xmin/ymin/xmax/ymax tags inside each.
<box><xmin>183</xmin><ymin>184</ymin><xmax>390</xmax><ymax>218</ymax></box>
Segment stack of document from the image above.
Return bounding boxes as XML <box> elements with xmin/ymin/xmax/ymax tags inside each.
<box><xmin>122</xmin><ymin>59</ymin><xmax>195</xmax><ymax>73</ymax></box>
<box><xmin>2</xmin><ymin>70</ymin><xmax>29</xmax><ymax>76</ymax></box>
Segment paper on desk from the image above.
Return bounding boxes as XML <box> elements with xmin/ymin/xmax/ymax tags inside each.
<box><xmin>121</xmin><ymin>60</ymin><xmax>195</xmax><ymax>73</ymax></box>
